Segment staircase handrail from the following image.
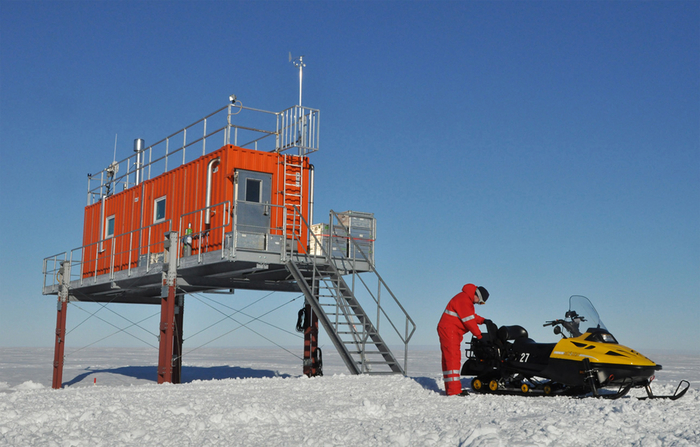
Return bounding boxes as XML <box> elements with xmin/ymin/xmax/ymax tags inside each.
<box><xmin>288</xmin><ymin>206</ymin><xmax>415</xmax><ymax>373</ymax></box>
<box><xmin>329</xmin><ymin>210</ymin><xmax>417</xmax><ymax>348</ymax></box>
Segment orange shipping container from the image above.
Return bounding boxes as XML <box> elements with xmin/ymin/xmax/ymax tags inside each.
<box><xmin>81</xmin><ymin>145</ymin><xmax>310</xmax><ymax>279</ymax></box>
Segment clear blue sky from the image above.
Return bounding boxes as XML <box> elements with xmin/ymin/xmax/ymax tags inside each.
<box><xmin>1</xmin><ymin>1</ymin><xmax>698</xmax><ymax>357</ymax></box>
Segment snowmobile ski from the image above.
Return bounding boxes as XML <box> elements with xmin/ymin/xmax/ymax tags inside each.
<box><xmin>638</xmin><ymin>380</ymin><xmax>690</xmax><ymax>401</ymax></box>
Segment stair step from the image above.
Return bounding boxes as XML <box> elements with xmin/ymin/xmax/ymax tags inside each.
<box><xmin>339</xmin><ymin>331</ymin><xmax>376</xmax><ymax>337</ymax></box>
<box><xmin>327</xmin><ymin>318</ymin><xmax>359</xmax><ymax>324</ymax></box>
<box><xmin>319</xmin><ymin>302</ymin><xmax>360</xmax><ymax>308</ymax></box>
<box><xmin>347</xmin><ymin>351</ymin><xmax>391</xmax><ymax>356</ymax></box>
<box><xmin>344</xmin><ymin>345</ymin><xmax>384</xmax><ymax>349</ymax></box>
<box><xmin>353</xmin><ymin>359</ymin><xmax>397</xmax><ymax>364</ymax></box>
<box><xmin>340</xmin><ymin>334</ymin><xmax>371</xmax><ymax>340</ymax></box>
<box><xmin>329</xmin><ymin>321</ymin><xmax>362</xmax><ymax>326</ymax></box>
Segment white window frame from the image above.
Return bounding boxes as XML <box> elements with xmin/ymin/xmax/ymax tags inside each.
<box><xmin>154</xmin><ymin>196</ymin><xmax>167</xmax><ymax>223</ymax></box>
<box><xmin>105</xmin><ymin>215</ymin><xmax>115</xmax><ymax>239</ymax></box>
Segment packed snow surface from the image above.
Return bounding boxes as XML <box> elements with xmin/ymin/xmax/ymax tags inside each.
<box><xmin>1</xmin><ymin>347</ymin><xmax>698</xmax><ymax>446</ymax></box>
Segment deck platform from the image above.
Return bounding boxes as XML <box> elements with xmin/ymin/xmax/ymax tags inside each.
<box><xmin>43</xmin><ymin>240</ymin><xmax>371</xmax><ymax>304</ymax></box>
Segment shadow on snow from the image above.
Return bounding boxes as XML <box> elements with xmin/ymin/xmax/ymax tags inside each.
<box><xmin>62</xmin><ymin>365</ymin><xmax>292</xmax><ymax>387</ymax></box>
<box><xmin>410</xmin><ymin>376</ymin><xmax>443</xmax><ymax>393</ymax></box>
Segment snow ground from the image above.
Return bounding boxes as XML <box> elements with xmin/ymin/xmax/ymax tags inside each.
<box><xmin>1</xmin><ymin>347</ymin><xmax>698</xmax><ymax>446</ymax></box>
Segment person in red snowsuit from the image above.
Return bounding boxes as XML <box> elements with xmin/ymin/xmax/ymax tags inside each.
<box><xmin>437</xmin><ymin>284</ymin><xmax>490</xmax><ymax>396</ymax></box>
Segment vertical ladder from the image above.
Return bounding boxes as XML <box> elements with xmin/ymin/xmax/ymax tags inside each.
<box><xmin>282</xmin><ymin>154</ymin><xmax>304</xmax><ymax>241</ymax></box>
<box><xmin>286</xmin><ymin>261</ymin><xmax>404</xmax><ymax>375</ymax></box>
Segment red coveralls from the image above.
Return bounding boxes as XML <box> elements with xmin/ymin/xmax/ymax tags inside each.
<box><xmin>437</xmin><ymin>283</ymin><xmax>485</xmax><ymax>395</ymax></box>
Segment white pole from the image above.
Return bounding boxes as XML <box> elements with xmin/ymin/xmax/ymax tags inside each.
<box><xmin>299</xmin><ymin>58</ymin><xmax>303</xmax><ymax>107</ymax></box>
<box><xmin>291</xmin><ymin>54</ymin><xmax>306</xmax><ymax>107</ymax></box>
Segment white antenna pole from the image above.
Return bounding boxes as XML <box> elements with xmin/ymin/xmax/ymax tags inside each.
<box><xmin>290</xmin><ymin>54</ymin><xmax>306</xmax><ymax>107</ymax></box>
<box><xmin>113</xmin><ymin>134</ymin><xmax>118</xmax><ymax>162</ymax></box>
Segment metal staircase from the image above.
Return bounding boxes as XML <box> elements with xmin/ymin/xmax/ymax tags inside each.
<box><xmin>285</xmin><ymin>210</ymin><xmax>415</xmax><ymax>375</ymax></box>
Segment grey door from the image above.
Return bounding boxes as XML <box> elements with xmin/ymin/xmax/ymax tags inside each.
<box><xmin>235</xmin><ymin>170</ymin><xmax>272</xmax><ymax>250</ymax></box>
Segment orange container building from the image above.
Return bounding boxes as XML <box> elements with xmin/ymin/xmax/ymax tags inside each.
<box><xmin>80</xmin><ymin>145</ymin><xmax>310</xmax><ymax>280</ymax></box>
<box><xmin>43</xmin><ymin>99</ymin><xmax>414</xmax><ymax>388</ymax></box>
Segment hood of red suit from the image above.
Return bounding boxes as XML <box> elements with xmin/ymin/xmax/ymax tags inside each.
<box><xmin>462</xmin><ymin>284</ymin><xmax>476</xmax><ymax>297</ymax></box>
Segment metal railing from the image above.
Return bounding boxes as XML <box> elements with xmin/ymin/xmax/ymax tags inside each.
<box><xmin>277</xmin><ymin>106</ymin><xmax>320</xmax><ymax>155</ymax></box>
<box><xmin>43</xmin><ymin>199</ymin><xmax>303</xmax><ymax>291</ymax></box>
<box><xmin>287</xmin><ymin>207</ymin><xmax>416</xmax><ymax>374</ymax></box>
<box><xmin>329</xmin><ymin>210</ymin><xmax>416</xmax><ymax>371</ymax></box>
<box><xmin>43</xmin><ymin>219</ymin><xmax>173</xmax><ymax>290</ymax></box>
<box><xmin>87</xmin><ymin>104</ymin><xmax>320</xmax><ymax>206</ymax></box>
<box><xmin>177</xmin><ymin>201</ymin><xmax>232</xmax><ymax>264</ymax></box>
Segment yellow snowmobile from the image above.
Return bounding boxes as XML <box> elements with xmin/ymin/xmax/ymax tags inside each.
<box><xmin>461</xmin><ymin>295</ymin><xmax>689</xmax><ymax>399</ymax></box>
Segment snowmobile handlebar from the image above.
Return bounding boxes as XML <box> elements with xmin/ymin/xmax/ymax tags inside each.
<box><xmin>544</xmin><ymin>317</ymin><xmax>585</xmax><ymax>338</ymax></box>
<box><xmin>543</xmin><ymin>319</ymin><xmax>563</xmax><ymax>327</ymax></box>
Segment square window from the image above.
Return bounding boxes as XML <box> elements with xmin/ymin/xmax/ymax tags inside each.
<box><xmin>154</xmin><ymin>196</ymin><xmax>166</xmax><ymax>223</ymax></box>
<box><xmin>105</xmin><ymin>215</ymin><xmax>115</xmax><ymax>238</ymax></box>
<box><xmin>245</xmin><ymin>179</ymin><xmax>262</xmax><ymax>203</ymax></box>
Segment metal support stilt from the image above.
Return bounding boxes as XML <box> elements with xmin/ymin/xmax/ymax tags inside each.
<box><xmin>172</xmin><ymin>294</ymin><xmax>185</xmax><ymax>384</ymax></box>
<box><xmin>157</xmin><ymin>232</ymin><xmax>179</xmax><ymax>384</ymax></box>
<box><xmin>52</xmin><ymin>262</ymin><xmax>71</xmax><ymax>389</ymax></box>
<box><xmin>303</xmin><ymin>302</ymin><xmax>321</xmax><ymax>377</ymax></box>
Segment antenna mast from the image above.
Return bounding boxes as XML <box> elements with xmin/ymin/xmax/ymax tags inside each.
<box><xmin>290</xmin><ymin>53</ymin><xmax>305</xmax><ymax>107</ymax></box>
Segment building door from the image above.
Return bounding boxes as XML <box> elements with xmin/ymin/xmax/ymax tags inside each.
<box><xmin>234</xmin><ymin>169</ymin><xmax>272</xmax><ymax>250</ymax></box>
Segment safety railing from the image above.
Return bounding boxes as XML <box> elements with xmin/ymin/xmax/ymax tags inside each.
<box><xmin>42</xmin><ymin>219</ymin><xmax>173</xmax><ymax>292</ymax></box>
<box><xmin>43</xmin><ymin>252</ymin><xmax>69</xmax><ymax>291</ymax></box>
<box><xmin>277</xmin><ymin>106</ymin><xmax>320</xmax><ymax>156</ymax></box>
<box><xmin>328</xmin><ymin>210</ymin><xmax>416</xmax><ymax>368</ymax></box>
<box><xmin>81</xmin><ymin>219</ymin><xmax>173</xmax><ymax>283</ymax></box>
<box><xmin>42</xmin><ymin>199</ymin><xmax>307</xmax><ymax>293</ymax></box>
<box><xmin>229</xmin><ymin>200</ymin><xmax>292</xmax><ymax>260</ymax></box>
<box><xmin>177</xmin><ymin>201</ymin><xmax>232</xmax><ymax>264</ymax></box>
<box><xmin>87</xmin><ymin>104</ymin><xmax>319</xmax><ymax>205</ymax></box>
<box><xmin>287</xmin><ymin>207</ymin><xmax>416</xmax><ymax>373</ymax></box>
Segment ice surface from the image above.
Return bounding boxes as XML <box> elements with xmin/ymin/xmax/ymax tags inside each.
<box><xmin>1</xmin><ymin>347</ymin><xmax>698</xmax><ymax>446</ymax></box>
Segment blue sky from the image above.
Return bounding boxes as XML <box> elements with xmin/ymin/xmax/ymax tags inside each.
<box><xmin>1</xmin><ymin>1</ymin><xmax>698</xmax><ymax>359</ymax></box>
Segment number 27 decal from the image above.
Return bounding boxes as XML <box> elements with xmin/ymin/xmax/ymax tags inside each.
<box><xmin>520</xmin><ymin>353</ymin><xmax>530</xmax><ymax>362</ymax></box>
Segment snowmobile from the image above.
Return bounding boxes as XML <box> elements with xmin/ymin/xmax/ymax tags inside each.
<box><xmin>461</xmin><ymin>295</ymin><xmax>689</xmax><ymax>400</ymax></box>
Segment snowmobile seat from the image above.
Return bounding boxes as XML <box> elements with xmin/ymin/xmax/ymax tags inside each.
<box><xmin>497</xmin><ymin>325</ymin><xmax>529</xmax><ymax>343</ymax></box>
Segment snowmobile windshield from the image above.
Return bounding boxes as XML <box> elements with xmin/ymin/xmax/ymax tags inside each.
<box><xmin>567</xmin><ymin>295</ymin><xmax>607</xmax><ymax>337</ymax></box>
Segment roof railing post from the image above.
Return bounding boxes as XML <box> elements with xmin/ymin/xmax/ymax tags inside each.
<box><xmin>165</xmin><ymin>137</ymin><xmax>169</xmax><ymax>172</ymax></box>
<box><xmin>182</xmin><ymin>129</ymin><xmax>187</xmax><ymax>166</ymax></box>
<box><xmin>202</xmin><ymin>117</ymin><xmax>207</xmax><ymax>156</ymax></box>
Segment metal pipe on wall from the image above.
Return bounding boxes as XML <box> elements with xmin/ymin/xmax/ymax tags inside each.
<box><xmin>133</xmin><ymin>139</ymin><xmax>145</xmax><ymax>185</ymax></box>
<box><xmin>205</xmin><ymin>157</ymin><xmax>221</xmax><ymax>226</ymax></box>
<box><xmin>308</xmin><ymin>164</ymin><xmax>315</xmax><ymax>225</ymax></box>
